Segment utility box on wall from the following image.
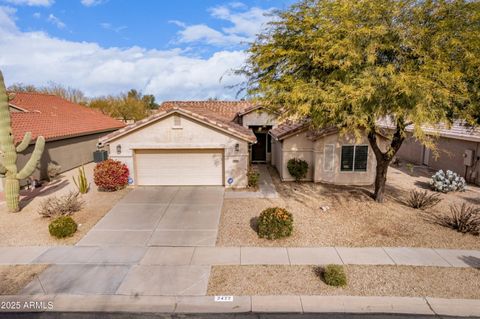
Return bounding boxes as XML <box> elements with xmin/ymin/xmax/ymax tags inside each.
<box><xmin>93</xmin><ymin>150</ymin><xmax>108</xmax><ymax>163</ymax></box>
<box><xmin>463</xmin><ymin>149</ymin><xmax>474</xmax><ymax>166</ymax></box>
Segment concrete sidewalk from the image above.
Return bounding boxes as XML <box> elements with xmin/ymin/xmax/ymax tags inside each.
<box><xmin>1</xmin><ymin>294</ymin><xmax>480</xmax><ymax>317</ymax></box>
<box><xmin>1</xmin><ymin>246</ymin><xmax>479</xmax><ymax>268</ymax></box>
<box><xmin>1</xmin><ymin>245</ymin><xmax>478</xmax><ymax>298</ymax></box>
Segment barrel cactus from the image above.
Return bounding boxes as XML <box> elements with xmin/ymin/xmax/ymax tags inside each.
<box><xmin>430</xmin><ymin>169</ymin><xmax>466</xmax><ymax>193</ymax></box>
<box><xmin>0</xmin><ymin>71</ymin><xmax>45</xmax><ymax>212</ymax></box>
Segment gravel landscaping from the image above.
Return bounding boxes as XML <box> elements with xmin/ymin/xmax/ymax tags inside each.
<box><xmin>216</xmin><ymin>165</ymin><xmax>480</xmax><ymax>249</ymax></box>
<box><xmin>0</xmin><ymin>265</ymin><xmax>48</xmax><ymax>294</ymax></box>
<box><xmin>0</xmin><ymin>163</ymin><xmax>130</xmax><ymax>246</ymax></box>
<box><xmin>207</xmin><ymin>265</ymin><xmax>480</xmax><ymax>299</ymax></box>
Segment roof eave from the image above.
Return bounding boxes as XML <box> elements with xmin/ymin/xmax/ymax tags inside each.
<box><xmin>100</xmin><ymin>108</ymin><xmax>256</xmax><ymax>144</ymax></box>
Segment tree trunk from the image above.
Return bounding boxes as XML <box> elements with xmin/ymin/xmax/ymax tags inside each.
<box><xmin>373</xmin><ymin>157</ymin><xmax>390</xmax><ymax>203</ymax></box>
<box><xmin>367</xmin><ymin>119</ymin><xmax>406</xmax><ymax>203</ymax></box>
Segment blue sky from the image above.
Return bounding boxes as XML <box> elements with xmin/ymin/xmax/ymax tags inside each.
<box><xmin>0</xmin><ymin>0</ymin><xmax>294</xmax><ymax>101</ymax></box>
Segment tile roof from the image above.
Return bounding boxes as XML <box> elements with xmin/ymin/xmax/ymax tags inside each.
<box><xmin>377</xmin><ymin>118</ymin><xmax>480</xmax><ymax>142</ymax></box>
<box><xmin>9</xmin><ymin>92</ymin><xmax>125</xmax><ymax>144</ymax></box>
<box><xmin>270</xmin><ymin>119</ymin><xmax>339</xmax><ymax>141</ymax></box>
<box><xmin>306</xmin><ymin>126</ymin><xmax>339</xmax><ymax>140</ymax></box>
<box><xmin>269</xmin><ymin>120</ymin><xmax>309</xmax><ymax>140</ymax></box>
<box><xmin>160</xmin><ymin>100</ymin><xmax>255</xmax><ymax>121</ymax></box>
<box><xmin>100</xmin><ymin>107</ymin><xmax>257</xmax><ymax>144</ymax></box>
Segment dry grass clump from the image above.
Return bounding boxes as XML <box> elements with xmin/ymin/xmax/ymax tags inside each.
<box><xmin>38</xmin><ymin>191</ymin><xmax>84</xmax><ymax>218</ymax></box>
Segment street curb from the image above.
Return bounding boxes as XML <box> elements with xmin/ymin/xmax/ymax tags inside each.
<box><xmin>0</xmin><ymin>295</ymin><xmax>479</xmax><ymax>316</ymax></box>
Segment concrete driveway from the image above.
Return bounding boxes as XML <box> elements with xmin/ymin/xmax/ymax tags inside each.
<box><xmin>77</xmin><ymin>186</ymin><xmax>224</xmax><ymax>247</ymax></box>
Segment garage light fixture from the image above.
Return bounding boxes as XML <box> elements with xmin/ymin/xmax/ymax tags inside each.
<box><xmin>116</xmin><ymin>144</ymin><xmax>122</xmax><ymax>154</ymax></box>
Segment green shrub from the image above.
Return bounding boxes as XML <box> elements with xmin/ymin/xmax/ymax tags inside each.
<box><xmin>49</xmin><ymin>216</ymin><xmax>78</xmax><ymax>238</ymax></box>
<box><xmin>407</xmin><ymin>189</ymin><xmax>441</xmax><ymax>210</ymax></box>
<box><xmin>257</xmin><ymin>207</ymin><xmax>293</xmax><ymax>240</ymax></box>
<box><xmin>247</xmin><ymin>169</ymin><xmax>260</xmax><ymax>188</ymax></box>
<box><xmin>323</xmin><ymin>264</ymin><xmax>347</xmax><ymax>287</ymax></box>
<box><xmin>287</xmin><ymin>158</ymin><xmax>308</xmax><ymax>182</ymax></box>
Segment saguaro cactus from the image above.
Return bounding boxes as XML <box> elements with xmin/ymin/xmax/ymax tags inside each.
<box><xmin>0</xmin><ymin>71</ymin><xmax>45</xmax><ymax>212</ymax></box>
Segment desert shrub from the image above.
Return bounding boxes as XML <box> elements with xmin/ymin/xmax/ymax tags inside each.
<box><xmin>257</xmin><ymin>207</ymin><xmax>293</xmax><ymax>240</ymax></box>
<box><xmin>407</xmin><ymin>189</ymin><xmax>442</xmax><ymax>210</ymax></box>
<box><xmin>405</xmin><ymin>163</ymin><xmax>414</xmax><ymax>174</ymax></box>
<box><xmin>322</xmin><ymin>264</ymin><xmax>347</xmax><ymax>287</ymax></box>
<box><xmin>49</xmin><ymin>216</ymin><xmax>78</xmax><ymax>238</ymax></box>
<box><xmin>73</xmin><ymin>165</ymin><xmax>89</xmax><ymax>194</ymax></box>
<box><xmin>430</xmin><ymin>170</ymin><xmax>466</xmax><ymax>193</ymax></box>
<box><xmin>94</xmin><ymin>159</ymin><xmax>129</xmax><ymax>191</ymax></box>
<box><xmin>287</xmin><ymin>158</ymin><xmax>308</xmax><ymax>182</ymax></box>
<box><xmin>247</xmin><ymin>169</ymin><xmax>260</xmax><ymax>188</ymax></box>
<box><xmin>38</xmin><ymin>191</ymin><xmax>84</xmax><ymax>218</ymax></box>
<box><xmin>430</xmin><ymin>204</ymin><xmax>480</xmax><ymax>236</ymax></box>
<box><xmin>47</xmin><ymin>162</ymin><xmax>62</xmax><ymax>181</ymax></box>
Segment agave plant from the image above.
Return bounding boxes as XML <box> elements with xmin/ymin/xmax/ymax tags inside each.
<box><xmin>430</xmin><ymin>170</ymin><xmax>466</xmax><ymax>193</ymax></box>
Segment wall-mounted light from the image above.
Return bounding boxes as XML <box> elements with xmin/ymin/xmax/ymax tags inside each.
<box><xmin>235</xmin><ymin>143</ymin><xmax>240</xmax><ymax>152</ymax></box>
<box><xmin>116</xmin><ymin>144</ymin><xmax>122</xmax><ymax>154</ymax></box>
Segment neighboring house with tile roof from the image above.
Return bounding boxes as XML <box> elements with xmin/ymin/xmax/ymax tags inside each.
<box><xmin>393</xmin><ymin>121</ymin><xmax>480</xmax><ymax>185</ymax></box>
<box><xmin>3</xmin><ymin>92</ymin><xmax>125</xmax><ymax>189</ymax></box>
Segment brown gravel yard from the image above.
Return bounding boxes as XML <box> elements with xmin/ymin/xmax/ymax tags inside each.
<box><xmin>0</xmin><ymin>163</ymin><xmax>130</xmax><ymax>246</ymax></box>
<box><xmin>0</xmin><ymin>265</ymin><xmax>48</xmax><ymax>295</ymax></box>
<box><xmin>207</xmin><ymin>265</ymin><xmax>480</xmax><ymax>299</ymax></box>
<box><xmin>216</xmin><ymin>165</ymin><xmax>480</xmax><ymax>249</ymax></box>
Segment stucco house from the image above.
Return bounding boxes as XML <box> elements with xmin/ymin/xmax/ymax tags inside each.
<box><xmin>3</xmin><ymin>92</ymin><xmax>125</xmax><ymax>190</ymax></box>
<box><xmin>270</xmin><ymin>121</ymin><xmax>382</xmax><ymax>185</ymax></box>
<box><xmin>100</xmin><ymin>100</ymin><xmax>383</xmax><ymax>187</ymax></box>
<box><xmin>99</xmin><ymin>101</ymin><xmax>276</xmax><ymax>188</ymax></box>
<box><xmin>395</xmin><ymin>121</ymin><xmax>480</xmax><ymax>186</ymax></box>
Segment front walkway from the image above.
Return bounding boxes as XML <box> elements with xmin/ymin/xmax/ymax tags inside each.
<box><xmin>224</xmin><ymin>164</ymin><xmax>278</xmax><ymax>199</ymax></box>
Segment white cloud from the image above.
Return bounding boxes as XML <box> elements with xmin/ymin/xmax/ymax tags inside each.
<box><xmin>32</xmin><ymin>12</ymin><xmax>41</xmax><ymax>18</ymax></box>
<box><xmin>0</xmin><ymin>6</ymin><xmax>17</xmax><ymax>33</ymax></box>
<box><xmin>0</xmin><ymin>7</ymin><xmax>246</xmax><ymax>101</ymax></box>
<box><xmin>47</xmin><ymin>13</ymin><xmax>65</xmax><ymax>29</ymax></box>
<box><xmin>80</xmin><ymin>0</ymin><xmax>105</xmax><ymax>7</ymax></box>
<box><xmin>4</xmin><ymin>0</ymin><xmax>53</xmax><ymax>6</ymax></box>
<box><xmin>174</xmin><ymin>3</ymin><xmax>273</xmax><ymax>46</ymax></box>
<box><xmin>100</xmin><ymin>22</ymin><xmax>126</xmax><ymax>33</ymax></box>
<box><xmin>177</xmin><ymin>24</ymin><xmax>246</xmax><ymax>46</ymax></box>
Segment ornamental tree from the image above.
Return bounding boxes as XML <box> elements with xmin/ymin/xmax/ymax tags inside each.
<box><xmin>241</xmin><ymin>0</ymin><xmax>480</xmax><ymax>202</ymax></box>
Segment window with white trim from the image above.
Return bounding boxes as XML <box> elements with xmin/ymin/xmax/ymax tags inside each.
<box><xmin>340</xmin><ymin>145</ymin><xmax>368</xmax><ymax>172</ymax></box>
<box><xmin>323</xmin><ymin>144</ymin><xmax>335</xmax><ymax>172</ymax></box>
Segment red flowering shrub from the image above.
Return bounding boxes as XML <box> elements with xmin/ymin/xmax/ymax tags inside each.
<box><xmin>93</xmin><ymin>159</ymin><xmax>129</xmax><ymax>192</ymax></box>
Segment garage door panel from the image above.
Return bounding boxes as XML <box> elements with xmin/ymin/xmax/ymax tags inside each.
<box><xmin>135</xmin><ymin>149</ymin><xmax>223</xmax><ymax>186</ymax></box>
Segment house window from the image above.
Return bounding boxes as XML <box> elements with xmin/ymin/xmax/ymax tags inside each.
<box><xmin>323</xmin><ymin>144</ymin><xmax>335</xmax><ymax>172</ymax></box>
<box><xmin>341</xmin><ymin>145</ymin><xmax>368</xmax><ymax>172</ymax></box>
<box><xmin>173</xmin><ymin>115</ymin><xmax>181</xmax><ymax>127</ymax></box>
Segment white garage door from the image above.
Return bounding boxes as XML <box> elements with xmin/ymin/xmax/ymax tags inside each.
<box><xmin>135</xmin><ymin>149</ymin><xmax>224</xmax><ymax>186</ymax></box>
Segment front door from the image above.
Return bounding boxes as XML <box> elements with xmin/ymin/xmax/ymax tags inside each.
<box><xmin>252</xmin><ymin>132</ymin><xmax>267</xmax><ymax>162</ymax></box>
